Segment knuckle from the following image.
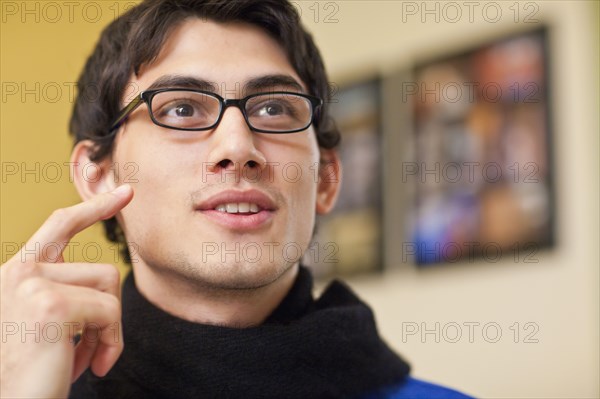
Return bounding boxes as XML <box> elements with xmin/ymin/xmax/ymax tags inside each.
<box><xmin>32</xmin><ymin>290</ymin><xmax>69</xmax><ymax>321</ymax></box>
<box><xmin>92</xmin><ymin>264</ymin><xmax>121</xmax><ymax>295</ymax></box>
<box><xmin>100</xmin><ymin>264</ymin><xmax>120</xmax><ymax>287</ymax></box>
<box><xmin>17</xmin><ymin>276</ymin><xmax>48</xmax><ymax>297</ymax></box>
<box><xmin>46</xmin><ymin>208</ymin><xmax>73</xmax><ymax>234</ymax></box>
<box><xmin>2</xmin><ymin>260</ymin><xmax>37</xmax><ymax>282</ymax></box>
<box><xmin>48</xmin><ymin>207</ymin><xmax>69</xmax><ymax>223</ymax></box>
<box><xmin>103</xmin><ymin>294</ymin><xmax>121</xmax><ymax>318</ymax></box>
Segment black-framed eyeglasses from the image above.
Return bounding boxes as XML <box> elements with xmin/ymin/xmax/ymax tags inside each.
<box><xmin>109</xmin><ymin>89</ymin><xmax>323</xmax><ymax>134</ymax></box>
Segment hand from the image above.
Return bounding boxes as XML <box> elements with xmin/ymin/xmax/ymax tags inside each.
<box><xmin>0</xmin><ymin>185</ymin><xmax>134</xmax><ymax>399</ymax></box>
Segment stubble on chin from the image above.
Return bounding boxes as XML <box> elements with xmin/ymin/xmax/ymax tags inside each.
<box><xmin>150</xmin><ymin>249</ymin><xmax>298</xmax><ymax>293</ymax></box>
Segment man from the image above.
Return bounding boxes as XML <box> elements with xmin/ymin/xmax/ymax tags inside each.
<box><xmin>1</xmin><ymin>1</ymin><xmax>473</xmax><ymax>398</ymax></box>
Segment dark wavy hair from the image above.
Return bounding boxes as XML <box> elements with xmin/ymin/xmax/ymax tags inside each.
<box><xmin>69</xmin><ymin>0</ymin><xmax>340</xmax><ymax>264</ymax></box>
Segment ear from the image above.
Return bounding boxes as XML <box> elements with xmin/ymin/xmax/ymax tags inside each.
<box><xmin>316</xmin><ymin>149</ymin><xmax>342</xmax><ymax>215</ymax></box>
<box><xmin>71</xmin><ymin>140</ymin><xmax>118</xmax><ymax>201</ymax></box>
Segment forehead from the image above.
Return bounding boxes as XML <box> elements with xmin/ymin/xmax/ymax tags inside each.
<box><xmin>134</xmin><ymin>18</ymin><xmax>306</xmax><ymax>94</ymax></box>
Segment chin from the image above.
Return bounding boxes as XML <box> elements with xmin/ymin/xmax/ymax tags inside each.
<box><xmin>166</xmin><ymin>255</ymin><xmax>297</xmax><ymax>291</ymax></box>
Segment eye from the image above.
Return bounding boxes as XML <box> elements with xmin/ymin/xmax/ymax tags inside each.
<box><xmin>259</xmin><ymin>103</ymin><xmax>286</xmax><ymax>117</ymax></box>
<box><xmin>250</xmin><ymin>99</ymin><xmax>296</xmax><ymax>119</ymax></box>
<box><xmin>174</xmin><ymin>103</ymin><xmax>194</xmax><ymax>117</ymax></box>
<box><xmin>155</xmin><ymin>98</ymin><xmax>210</xmax><ymax>122</ymax></box>
<box><xmin>150</xmin><ymin>91</ymin><xmax>221</xmax><ymax>129</ymax></box>
<box><xmin>163</xmin><ymin>101</ymin><xmax>199</xmax><ymax>118</ymax></box>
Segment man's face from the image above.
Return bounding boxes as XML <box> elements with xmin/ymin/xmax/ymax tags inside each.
<box><xmin>110</xmin><ymin>19</ymin><xmax>329</xmax><ymax>289</ymax></box>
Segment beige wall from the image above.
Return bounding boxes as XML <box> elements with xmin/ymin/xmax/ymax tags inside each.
<box><xmin>304</xmin><ymin>1</ymin><xmax>599</xmax><ymax>398</ymax></box>
<box><xmin>1</xmin><ymin>1</ymin><xmax>598</xmax><ymax>398</ymax></box>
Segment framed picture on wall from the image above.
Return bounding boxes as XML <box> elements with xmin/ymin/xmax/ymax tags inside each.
<box><xmin>410</xmin><ymin>27</ymin><xmax>554</xmax><ymax>265</ymax></box>
<box><xmin>304</xmin><ymin>78</ymin><xmax>383</xmax><ymax>277</ymax></box>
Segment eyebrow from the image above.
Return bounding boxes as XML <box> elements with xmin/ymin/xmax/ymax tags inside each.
<box><xmin>146</xmin><ymin>75</ymin><xmax>217</xmax><ymax>92</ymax></box>
<box><xmin>145</xmin><ymin>74</ymin><xmax>305</xmax><ymax>95</ymax></box>
<box><xmin>243</xmin><ymin>74</ymin><xmax>305</xmax><ymax>94</ymax></box>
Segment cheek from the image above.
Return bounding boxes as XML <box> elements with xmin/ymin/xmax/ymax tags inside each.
<box><xmin>112</xmin><ymin>131</ymin><xmax>199</xmax><ymax>231</ymax></box>
<box><xmin>115</xmin><ymin>141</ymin><xmax>167</xmax><ymax>197</ymax></box>
<box><xmin>113</xmin><ymin>128</ymin><xmax>205</xmax><ymax>187</ymax></box>
<box><xmin>281</xmin><ymin>163</ymin><xmax>319</xmax><ymax>254</ymax></box>
<box><xmin>277</xmin><ymin>137</ymin><xmax>320</xmax><ymax>236</ymax></box>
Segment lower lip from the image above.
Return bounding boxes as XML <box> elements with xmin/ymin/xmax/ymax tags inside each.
<box><xmin>197</xmin><ymin>209</ymin><xmax>274</xmax><ymax>230</ymax></box>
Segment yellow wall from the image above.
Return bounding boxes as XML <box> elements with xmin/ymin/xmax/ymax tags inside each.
<box><xmin>1</xmin><ymin>0</ymin><xmax>137</xmax><ymax>268</ymax></box>
<box><xmin>1</xmin><ymin>1</ymin><xmax>598</xmax><ymax>397</ymax></box>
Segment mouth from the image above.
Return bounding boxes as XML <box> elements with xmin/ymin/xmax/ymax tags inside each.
<box><xmin>214</xmin><ymin>202</ymin><xmax>261</xmax><ymax>214</ymax></box>
<box><xmin>195</xmin><ymin>189</ymin><xmax>277</xmax><ymax>230</ymax></box>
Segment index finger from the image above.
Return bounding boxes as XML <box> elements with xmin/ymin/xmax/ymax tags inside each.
<box><xmin>21</xmin><ymin>185</ymin><xmax>133</xmax><ymax>263</ymax></box>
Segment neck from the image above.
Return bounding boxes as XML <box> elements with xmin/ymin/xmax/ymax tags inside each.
<box><xmin>130</xmin><ymin>263</ymin><xmax>299</xmax><ymax>328</ymax></box>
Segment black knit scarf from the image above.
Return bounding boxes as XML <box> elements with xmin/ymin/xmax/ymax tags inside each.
<box><xmin>70</xmin><ymin>266</ymin><xmax>410</xmax><ymax>398</ymax></box>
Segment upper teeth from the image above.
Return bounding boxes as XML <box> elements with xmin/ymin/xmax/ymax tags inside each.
<box><xmin>215</xmin><ymin>203</ymin><xmax>260</xmax><ymax>213</ymax></box>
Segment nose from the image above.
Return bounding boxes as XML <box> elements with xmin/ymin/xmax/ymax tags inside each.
<box><xmin>205</xmin><ymin>106</ymin><xmax>267</xmax><ymax>177</ymax></box>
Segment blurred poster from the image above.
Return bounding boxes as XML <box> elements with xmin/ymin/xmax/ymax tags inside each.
<box><xmin>411</xmin><ymin>28</ymin><xmax>554</xmax><ymax>265</ymax></box>
<box><xmin>305</xmin><ymin>79</ymin><xmax>383</xmax><ymax>277</ymax></box>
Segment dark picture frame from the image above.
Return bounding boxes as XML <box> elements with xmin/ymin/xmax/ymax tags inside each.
<box><xmin>410</xmin><ymin>27</ymin><xmax>555</xmax><ymax>266</ymax></box>
<box><xmin>305</xmin><ymin>78</ymin><xmax>384</xmax><ymax>277</ymax></box>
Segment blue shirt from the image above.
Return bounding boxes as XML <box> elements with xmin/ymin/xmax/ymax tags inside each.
<box><xmin>362</xmin><ymin>376</ymin><xmax>475</xmax><ymax>399</ymax></box>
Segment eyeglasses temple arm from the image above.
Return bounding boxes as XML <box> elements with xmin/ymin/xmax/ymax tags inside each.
<box><xmin>108</xmin><ymin>94</ymin><xmax>145</xmax><ymax>134</ymax></box>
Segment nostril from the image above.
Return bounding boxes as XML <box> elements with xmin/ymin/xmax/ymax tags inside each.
<box><xmin>246</xmin><ymin>160</ymin><xmax>258</xmax><ymax>168</ymax></box>
<box><xmin>217</xmin><ymin>159</ymin><xmax>232</xmax><ymax>168</ymax></box>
